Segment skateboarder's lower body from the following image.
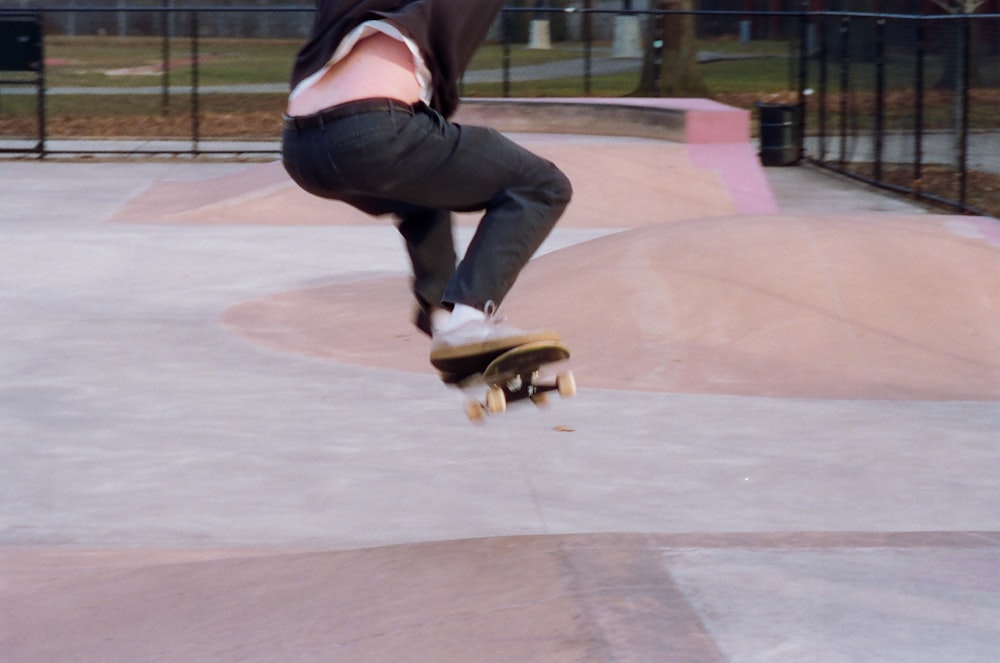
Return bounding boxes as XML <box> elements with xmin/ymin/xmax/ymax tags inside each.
<box><xmin>281</xmin><ymin>98</ymin><xmax>572</xmax><ymax>370</ymax></box>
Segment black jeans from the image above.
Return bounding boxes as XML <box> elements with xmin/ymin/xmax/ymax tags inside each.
<box><xmin>281</xmin><ymin>99</ymin><xmax>572</xmax><ymax>312</ymax></box>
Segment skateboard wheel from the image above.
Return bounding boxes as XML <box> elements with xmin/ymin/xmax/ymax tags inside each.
<box><xmin>486</xmin><ymin>385</ymin><xmax>507</xmax><ymax>414</ymax></box>
<box><xmin>466</xmin><ymin>400</ymin><xmax>486</xmax><ymax>422</ymax></box>
<box><xmin>530</xmin><ymin>392</ymin><xmax>550</xmax><ymax>407</ymax></box>
<box><xmin>556</xmin><ymin>371</ymin><xmax>576</xmax><ymax>397</ymax></box>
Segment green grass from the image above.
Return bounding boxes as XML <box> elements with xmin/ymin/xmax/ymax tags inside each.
<box><xmin>702</xmin><ymin>57</ymin><xmax>793</xmax><ymax>93</ymax></box>
<box><xmin>42</xmin><ymin>37</ymin><xmax>590</xmax><ymax>89</ymax></box>
<box><xmin>462</xmin><ymin>54</ymin><xmax>795</xmax><ymax>99</ymax></box>
<box><xmin>40</xmin><ymin>35</ymin><xmax>794</xmax><ymax>90</ymax></box>
<box><xmin>44</xmin><ymin>36</ymin><xmax>300</xmax><ymax>87</ymax></box>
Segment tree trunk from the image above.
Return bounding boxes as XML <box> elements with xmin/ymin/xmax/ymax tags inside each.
<box><xmin>658</xmin><ymin>0</ymin><xmax>708</xmax><ymax>97</ymax></box>
<box><xmin>630</xmin><ymin>0</ymin><xmax>707</xmax><ymax>97</ymax></box>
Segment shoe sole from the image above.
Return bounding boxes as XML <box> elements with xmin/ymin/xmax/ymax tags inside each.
<box><xmin>430</xmin><ymin>330</ymin><xmax>560</xmax><ymax>374</ymax></box>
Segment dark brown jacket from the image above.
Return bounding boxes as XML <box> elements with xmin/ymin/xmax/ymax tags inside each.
<box><xmin>290</xmin><ymin>0</ymin><xmax>504</xmax><ymax>118</ymax></box>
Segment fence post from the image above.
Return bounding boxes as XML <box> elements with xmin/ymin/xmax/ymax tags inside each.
<box><xmin>190</xmin><ymin>10</ymin><xmax>199</xmax><ymax>155</ymax></box>
<box><xmin>874</xmin><ymin>15</ymin><xmax>885</xmax><ymax>182</ymax></box>
<box><xmin>161</xmin><ymin>0</ymin><xmax>170</xmax><ymax>117</ymax></box>
<box><xmin>796</xmin><ymin>0</ymin><xmax>809</xmax><ymax>162</ymax></box>
<box><xmin>583</xmin><ymin>0</ymin><xmax>593</xmax><ymax>95</ymax></box>
<box><xmin>958</xmin><ymin>13</ymin><xmax>970</xmax><ymax>209</ymax></box>
<box><xmin>914</xmin><ymin>16</ymin><xmax>925</xmax><ymax>196</ymax></box>
<box><xmin>838</xmin><ymin>16</ymin><xmax>850</xmax><ymax>168</ymax></box>
<box><xmin>503</xmin><ymin>10</ymin><xmax>512</xmax><ymax>98</ymax></box>
<box><xmin>817</xmin><ymin>12</ymin><xmax>828</xmax><ymax>162</ymax></box>
<box><xmin>38</xmin><ymin>13</ymin><xmax>46</xmax><ymax>156</ymax></box>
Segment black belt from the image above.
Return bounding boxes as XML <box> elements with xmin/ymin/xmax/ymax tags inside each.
<box><xmin>282</xmin><ymin>98</ymin><xmax>418</xmax><ymax>131</ymax></box>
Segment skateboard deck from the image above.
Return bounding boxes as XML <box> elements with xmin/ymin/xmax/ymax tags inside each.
<box><xmin>457</xmin><ymin>340</ymin><xmax>575</xmax><ymax>421</ymax></box>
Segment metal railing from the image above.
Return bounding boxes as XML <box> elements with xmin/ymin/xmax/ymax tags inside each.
<box><xmin>2</xmin><ymin>5</ymin><xmax>999</xmax><ymax>216</ymax></box>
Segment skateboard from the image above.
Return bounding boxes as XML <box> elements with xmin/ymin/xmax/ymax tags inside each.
<box><xmin>454</xmin><ymin>340</ymin><xmax>575</xmax><ymax>421</ymax></box>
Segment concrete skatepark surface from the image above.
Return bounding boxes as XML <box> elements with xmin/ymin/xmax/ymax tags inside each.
<box><xmin>1</xmin><ymin>125</ymin><xmax>999</xmax><ymax>661</ymax></box>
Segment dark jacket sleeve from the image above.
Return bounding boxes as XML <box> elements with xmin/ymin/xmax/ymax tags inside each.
<box><xmin>290</xmin><ymin>0</ymin><xmax>505</xmax><ymax>118</ymax></box>
<box><xmin>421</xmin><ymin>0</ymin><xmax>505</xmax><ymax>116</ymax></box>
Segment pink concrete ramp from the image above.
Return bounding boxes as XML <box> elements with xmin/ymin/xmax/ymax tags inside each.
<box><xmin>110</xmin><ymin>137</ymin><xmax>775</xmax><ymax>227</ymax></box>
<box><xmin>3</xmin><ymin>532</ymin><xmax>985</xmax><ymax>662</ymax></box>
<box><xmin>223</xmin><ymin>213</ymin><xmax>1000</xmax><ymax>401</ymax></box>
<box><xmin>1</xmin><ymin>536</ymin><xmax>709</xmax><ymax>662</ymax></box>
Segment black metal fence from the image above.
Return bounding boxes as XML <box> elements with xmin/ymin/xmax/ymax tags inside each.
<box><xmin>2</xmin><ymin>5</ymin><xmax>999</xmax><ymax>216</ymax></box>
<box><xmin>807</xmin><ymin>10</ymin><xmax>1000</xmax><ymax>216</ymax></box>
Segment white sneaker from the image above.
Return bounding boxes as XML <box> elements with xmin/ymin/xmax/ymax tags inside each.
<box><xmin>429</xmin><ymin>305</ymin><xmax>560</xmax><ymax>373</ymax></box>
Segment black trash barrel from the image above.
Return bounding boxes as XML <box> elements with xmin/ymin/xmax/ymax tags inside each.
<box><xmin>756</xmin><ymin>102</ymin><xmax>801</xmax><ymax>167</ymax></box>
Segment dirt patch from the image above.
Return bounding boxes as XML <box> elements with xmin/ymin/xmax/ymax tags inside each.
<box><xmin>858</xmin><ymin>163</ymin><xmax>1000</xmax><ymax>218</ymax></box>
<box><xmin>0</xmin><ymin>112</ymin><xmax>283</xmax><ymax>140</ymax></box>
<box><xmin>104</xmin><ymin>54</ymin><xmax>221</xmax><ymax>77</ymax></box>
